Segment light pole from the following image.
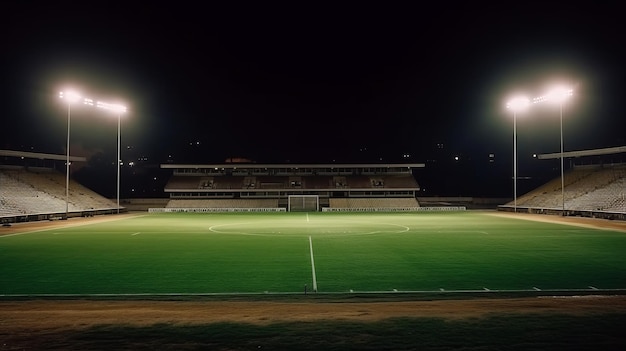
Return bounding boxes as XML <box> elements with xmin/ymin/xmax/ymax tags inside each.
<box><xmin>553</xmin><ymin>87</ymin><xmax>572</xmax><ymax>215</ymax></box>
<box><xmin>534</xmin><ymin>86</ymin><xmax>572</xmax><ymax>215</ymax></box>
<box><xmin>59</xmin><ymin>91</ymin><xmax>81</xmax><ymax>219</ymax></box>
<box><xmin>97</xmin><ymin>101</ymin><xmax>127</xmax><ymax>214</ymax></box>
<box><xmin>506</xmin><ymin>96</ymin><xmax>529</xmax><ymax>213</ymax></box>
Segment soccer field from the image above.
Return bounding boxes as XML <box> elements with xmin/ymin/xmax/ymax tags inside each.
<box><xmin>2</xmin><ymin>211</ymin><xmax>626</xmax><ymax>296</ymax></box>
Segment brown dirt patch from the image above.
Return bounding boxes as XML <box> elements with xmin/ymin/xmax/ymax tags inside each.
<box><xmin>2</xmin><ymin>295</ymin><xmax>626</xmax><ymax>329</ymax></box>
<box><xmin>2</xmin><ymin>295</ymin><xmax>626</xmax><ymax>349</ymax></box>
<box><xmin>485</xmin><ymin>211</ymin><xmax>626</xmax><ymax>232</ymax></box>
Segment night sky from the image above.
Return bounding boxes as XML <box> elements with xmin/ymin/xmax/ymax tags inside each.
<box><xmin>2</xmin><ymin>2</ymin><xmax>625</xmax><ymax>197</ymax></box>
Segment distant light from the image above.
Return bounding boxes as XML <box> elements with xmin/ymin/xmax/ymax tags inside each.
<box><xmin>83</xmin><ymin>98</ymin><xmax>94</xmax><ymax>106</ymax></box>
<box><xmin>506</xmin><ymin>96</ymin><xmax>530</xmax><ymax>111</ymax></box>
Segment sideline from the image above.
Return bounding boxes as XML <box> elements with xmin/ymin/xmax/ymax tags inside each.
<box><xmin>485</xmin><ymin>211</ymin><xmax>626</xmax><ymax>233</ymax></box>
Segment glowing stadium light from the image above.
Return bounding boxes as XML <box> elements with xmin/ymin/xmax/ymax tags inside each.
<box><xmin>97</xmin><ymin>101</ymin><xmax>127</xmax><ymax>113</ymax></box>
<box><xmin>506</xmin><ymin>95</ymin><xmax>530</xmax><ymax>213</ymax></box>
<box><xmin>506</xmin><ymin>96</ymin><xmax>530</xmax><ymax>111</ymax></box>
<box><xmin>532</xmin><ymin>86</ymin><xmax>573</xmax><ymax>105</ymax></box>
<box><xmin>59</xmin><ymin>90</ymin><xmax>82</xmax><ymax>103</ymax></box>
<box><xmin>504</xmin><ymin>84</ymin><xmax>574</xmax><ymax>215</ymax></box>
<box><xmin>58</xmin><ymin>88</ymin><xmax>129</xmax><ymax>216</ymax></box>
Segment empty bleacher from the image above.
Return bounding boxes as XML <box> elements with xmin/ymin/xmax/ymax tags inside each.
<box><xmin>505</xmin><ymin>164</ymin><xmax>626</xmax><ymax>215</ymax></box>
<box><xmin>167</xmin><ymin>198</ymin><xmax>280</xmax><ymax>209</ymax></box>
<box><xmin>1</xmin><ymin>168</ymin><xmax>119</xmax><ymax>219</ymax></box>
<box><xmin>328</xmin><ymin>197</ymin><xmax>420</xmax><ymax>209</ymax></box>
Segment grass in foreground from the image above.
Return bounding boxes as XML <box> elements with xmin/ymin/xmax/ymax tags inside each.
<box><xmin>2</xmin><ymin>211</ymin><xmax>626</xmax><ymax>295</ymax></box>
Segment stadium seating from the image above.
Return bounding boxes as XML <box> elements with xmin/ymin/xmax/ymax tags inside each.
<box><xmin>160</xmin><ymin>164</ymin><xmax>423</xmax><ymax>212</ymax></box>
<box><xmin>0</xmin><ymin>168</ymin><xmax>119</xmax><ymax>218</ymax></box>
<box><xmin>167</xmin><ymin>198</ymin><xmax>279</xmax><ymax>208</ymax></box>
<box><xmin>328</xmin><ymin>197</ymin><xmax>420</xmax><ymax>209</ymax></box>
<box><xmin>508</xmin><ymin>165</ymin><xmax>626</xmax><ymax>214</ymax></box>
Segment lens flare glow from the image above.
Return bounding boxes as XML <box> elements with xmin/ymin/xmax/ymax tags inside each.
<box><xmin>97</xmin><ymin>101</ymin><xmax>127</xmax><ymax>114</ymax></box>
<box><xmin>506</xmin><ymin>96</ymin><xmax>530</xmax><ymax>111</ymax></box>
<box><xmin>59</xmin><ymin>90</ymin><xmax>82</xmax><ymax>103</ymax></box>
<box><xmin>533</xmin><ymin>86</ymin><xmax>573</xmax><ymax>104</ymax></box>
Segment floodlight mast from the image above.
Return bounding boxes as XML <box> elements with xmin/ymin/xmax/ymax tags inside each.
<box><xmin>533</xmin><ymin>87</ymin><xmax>572</xmax><ymax>215</ymax></box>
<box><xmin>506</xmin><ymin>96</ymin><xmax>530</xmax><ymax>213</ymax></box>
<box><xmin>97</xmin><ymin>101</ymin><xmax>127</xmax><ymax>214</ymax></box>
<box><xmin>59</xmin><ymin>91</ymin><xmax>82</xmax><ymax>218</ymax></box>
<box><xmin>59</xmin><ymin>90</ymin><xmax>128</xmax><ymax>216</ymax></box>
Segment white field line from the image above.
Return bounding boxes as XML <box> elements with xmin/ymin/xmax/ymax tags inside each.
<box><xmin>306</xmin><ymin>213</ymin><xmax>310</xmax><ymax>222</ymax></box>
<box><xmin>309</xmin><ymin>235</ymin><xmax>318</xmax><ymax>292</ymax></box>
<box><xmin>3</xmin><ymin>287</ymin><xmax>624</xmax><ymax>298</ymax></box>
<box><xmin>131</xmin><ymin>232</ymin><xmax>141</xmax><ymax>236</ymax></box>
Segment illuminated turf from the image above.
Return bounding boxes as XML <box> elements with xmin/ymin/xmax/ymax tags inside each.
<box><xmin>1</xmin><ymin>211</ymin><xmax>626</xmax><ymax>295</ymax></box>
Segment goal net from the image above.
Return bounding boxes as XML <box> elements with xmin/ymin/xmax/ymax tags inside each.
<box><xmin>288</xmin><ymin>195</ymin><xmax>320</xmax><ymax>212</ymax></box>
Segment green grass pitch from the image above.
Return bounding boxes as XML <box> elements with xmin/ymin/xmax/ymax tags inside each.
<box><xmin>1</xmin><ymin>211</ymin><xmax>626</xmax><ymax>295</ymax></box>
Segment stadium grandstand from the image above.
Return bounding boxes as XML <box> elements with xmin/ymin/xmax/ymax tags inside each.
<box><xmin>156</xmin><ymin>163</ymin><xmax>425</xmax><ymax>212</ymax></box>
<box><xmin>499</xmin><ymin>146</ymin><xmax>626</xmax><ymax>220</ymax></box>
<box><xmin>0</xmin><ymin>150</ymin><xmax>121</xmax><ymax>224</ymax></box>
<box><xmin>4</xmin><ymin>146</ymin><xmax>625</xmax><ymax>221</ymax></box>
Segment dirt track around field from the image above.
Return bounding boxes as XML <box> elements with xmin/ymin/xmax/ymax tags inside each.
<box><xmin>1</xmin><ymin>295</ymin><xmax>626</xmax><ymax>330</ymax></box>
<box><xmin>485</xmin><ymin>211</ymin><xmax>626</xmax><ymax>233</ymax></box>
<box><xmin>0</xmin><ymin>213</ymin><xmax>146</xmax><ymax>237</ymax></box>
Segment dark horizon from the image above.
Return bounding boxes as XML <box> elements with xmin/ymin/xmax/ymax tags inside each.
<box><xmin>2</xmin><ymin>2</ymin><xmax>625</xmax><ymax>198</ymax></box>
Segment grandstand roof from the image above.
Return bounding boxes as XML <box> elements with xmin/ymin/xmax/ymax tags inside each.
<box><xmin>161</xmin><ymin>163</ymin><xmax>425</xmax><ymax>169</ymax></box>
<box><xmin>537</xmin><ymin>146</ymin><xmax>626</xmax><ymax>160</ymax></box>
<box><xmin>0</xmin><ymin>149</ymin><xmax>86</xmax><ymax>162</ymax></box>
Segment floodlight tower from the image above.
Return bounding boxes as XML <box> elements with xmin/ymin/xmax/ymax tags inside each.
<box><xmin>59</xmin><ymin>91</ymin><xmax>82</xmax><ymax>218</ymax></box>
<box><xmin>506</xmin><ymin>96</ymin><xmax>530</xmax><ymax>213</ymax></box>
<box><xmin>97</xmin><ymin>101</ymin><xmax>127</xmax><ymax>214</ymax></box>
<box><xmin>533</xmin><ymin>86</ymin><xmax>572</xmax><ymax>215</ymax></box>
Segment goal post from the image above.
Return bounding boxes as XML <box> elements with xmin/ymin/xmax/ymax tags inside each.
<box><xmin>288</xmin><ymin>195</ymin><xmax>320</xmax><ymax>212</ymax></box>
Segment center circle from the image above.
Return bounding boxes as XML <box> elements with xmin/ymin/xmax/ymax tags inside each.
<box><xmin>208</xmin><ymin>218</ymin><xmax>409</xmax><ymax>237</ymax></box>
